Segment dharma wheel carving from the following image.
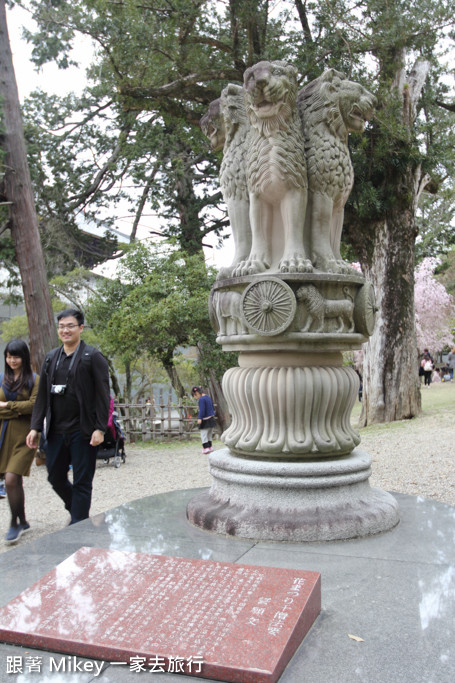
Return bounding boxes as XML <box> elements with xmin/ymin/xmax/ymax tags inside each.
<box><xmin>241</xmin><ymin>277</ymin><xmax>296</xmax><ymax>336</ymax></box>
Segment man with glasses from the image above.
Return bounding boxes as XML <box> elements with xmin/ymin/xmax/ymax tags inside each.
<box><xmin>26</xmin><ymin>309</ymin><xmax>110</xmax><ymax>524</ymax></box>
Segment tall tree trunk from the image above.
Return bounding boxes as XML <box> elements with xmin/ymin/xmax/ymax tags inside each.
<box><xmin>0</xmin><ymin>1</ymin><xmax>58</xmax><ymax>369</ymax></box>
<box><xmin>207</xmin><ymin>370</ymin><xmax>231</xmax><ymax>435</ymax></box>
<box><xmin>358</xmin><ymin>208</ymin><xmax>421</xmax><ymax>426</ymax></box>
<box><xmin>345</xmin><ymin>57</ymin><xmax>430</xmax><ymax>425</ymax></box>
<box><xmin>162</xmin><ymin>354</ymin><xmax>186</xmax><ymax>399</ymax></box>
<box><xmin>124</xmin><ymin>359</ymin><xmax>132</xmax><ymax>401</ymax></box>
<box><xmin>196</xmin><ymin>341</ymin><xmax>232</xmax><ymax>434</ymax></box>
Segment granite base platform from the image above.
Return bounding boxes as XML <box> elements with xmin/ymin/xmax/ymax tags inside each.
<box><xmin>0</xmin><ymin>488</ymin><xmax>454</xmax><ymax>683</ymax></box>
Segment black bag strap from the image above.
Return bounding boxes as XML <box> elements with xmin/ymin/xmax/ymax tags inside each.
<box><xmin>44</xmin><ymin>348</ymin><xmax>60</xmax><ymax>375</ymax></box>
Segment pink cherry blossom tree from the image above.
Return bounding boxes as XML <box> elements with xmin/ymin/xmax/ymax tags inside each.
<box><xmin>414</xmin><ymin>258</ymin><xmax>454</xmax><ymax>354</ymax></box>
<box><xmin>352</xmin><ymin>258</ymin><xmax>453</xmax><ymax>379</ymax></box>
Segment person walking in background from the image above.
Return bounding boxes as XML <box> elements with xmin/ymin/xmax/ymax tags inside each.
<box><xmin>421</xmin><ymin>353</ymin><xmax>433</xmax><ymax>388</ymax></box>
<box><xmin>26</xmin><ymin>309</ymin><xmax>110</xmax><ymax>525</ymax></box>
<box><xmin>447</xmin><ymin>347</ymin><xmax>455</xmax><ymax>380</ymax></box>
<box><xmin>192</xmin><ymin>386</ymin><xmax>216</xmax><ymax>454</ymax></box>
<box><xmin>0</xmin><ymin>340</ymin><xmax>39</xmax><ymax>544</ymax></box>
<box><xmin>423</xmin><ymin>348</ymin><xmax>434</xmax><ymax>363</ymax></box>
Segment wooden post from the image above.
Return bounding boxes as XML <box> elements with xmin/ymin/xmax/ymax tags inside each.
<box><xmin>167</xmin><ymin>392</ymin><xmax>172</xmax><ymax>440</ymax></box>
<box><xmin>141</xmin><ymin>402</ymin><xmax>147</xmax><ymax>441</ymax></box>
<box><xmin>124</xmin><ymin>399</ymin><xmax>131</xmax><ymax>443</ymax></box>
<box><xmin>178</xmin><ymin>397</ymin><xmax>184</xmax><ymax>438</ymax></box>
<box><xmin>159</xmin><ymin>389</ymin><xmax>165</xmax><ymax>439</ymax></box>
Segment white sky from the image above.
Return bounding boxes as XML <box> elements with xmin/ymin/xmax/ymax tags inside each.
<box><xmin>6</xmin><ymin>4</ymin><xmax>233</xmax><ymax>273</ymax></box>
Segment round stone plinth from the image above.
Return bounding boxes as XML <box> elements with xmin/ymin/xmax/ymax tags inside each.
<box><xmin>187</xmin><ymin>448</ymin><xmax>399</xmax><ymax>542</ymax></box>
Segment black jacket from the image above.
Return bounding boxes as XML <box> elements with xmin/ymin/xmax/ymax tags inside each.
<box><xmin>31</xmin><ymin>340</ymin><xmax>110</xmax><ymax>439</ymax></box>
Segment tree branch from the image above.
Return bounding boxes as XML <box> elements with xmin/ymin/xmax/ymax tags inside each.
<box><xmin>294</xmin><ymin>0</ymin><xmax>313</xmax><ymax>44</ymax></box>
<box><xmin>407</xmin><ymin>58</ymin><xmax>431</xmax><ymax>122</ymax></box>
<box><xmin>119</xmin><ymin>68</ymin><xmax>242</xmax><ymax>101</ymax></box>
<box><xmin>130</xmin><ymin>165</ymin><xmax>159</xmax><ymax>242</ymax></box>
<box><xmin>435</xmin><ymin>99</ymin><xmax>455</xmax><ymax>113</ymax></box>
<box><xmin>68</xmin><ymin>123</ymin><xmax>134</xmax><ymax>210</ymax></box>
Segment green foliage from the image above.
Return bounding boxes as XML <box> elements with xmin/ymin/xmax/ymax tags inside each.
<box><xmin>14</xmin><ymin>0</ymin><xmax>301</xmax><ymax>261</ymax></box>
<box><xmin>434</xmin><ymin>249</ymin><xmax>455</xmax><ymax>295</ymax></box>
<box><xmin>0</xmin><ymin>236</ymin><xmax>21</xmax><ymax>292</ymax></box>
<box><xmin>49</xmin><ymin>267</ymin><xmax>100</xmax><ymax>311</ymax></box>
<box><xmin>173</xmin><ymin>355</ymin><xmax>200</xmax><ymax>392</ymax></box>
<box><xmin>101</xmin><ymin>243</ymin><xmax>214</xmax><ymax>357</ymax></box>
<box><xmin>84</xmin><ymin>242</ymin><xmax>232</xmax><ymax>393</ymax></box>
<box><xmin>0</xmin><ymin>315</ymin><xmax>29</xmax><ymax>342</ymax></box>
<box><xmin>13</xmin><ymin>0</ymin><xmax>454</xmax><ymax>276</ymax></box>
<box><xmin>416</xmin><ymin>188</ymin><xmax>455</xmax><ymax>262</ymax></box>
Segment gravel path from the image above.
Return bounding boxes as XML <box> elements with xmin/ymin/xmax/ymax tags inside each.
<box><xmin>1</xmin><ymin>382</ymin><xmax>454</xmax><ymax>553</ymax></box>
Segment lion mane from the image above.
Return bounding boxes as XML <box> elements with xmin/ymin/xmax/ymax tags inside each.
<box><xmin>200</xmin><ymin>98</ymin><xmax>225</xmax><ymax>153</ymax></box>
<box><xmin>245</xmin><ymin>61</ymin><xmax>307</xmax><ymax>196</ymax></box>
<box><xmin>298</xmin><ymin>69</ymin><xmax>376</xmax><ymax>272</ymax></box>
<box><xmin>201</xmin><ymin>85</ymin><xmax>252</xmax><ymax>279</ymax></box>
<box><xmin>234</xmin><ymin>60</ymin><xmax>311</xmax><ymax>275</ymax></box>
<box><xmin>219</xmin><ymin>83</ymin><xmax>250</xmax><ymax>203</ymax></box>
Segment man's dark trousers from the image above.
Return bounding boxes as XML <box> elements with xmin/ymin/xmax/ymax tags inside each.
<box><xmin>45</xmin><ymin>431</ymin><xmax>98</xmax><ymax>524</ymax></box>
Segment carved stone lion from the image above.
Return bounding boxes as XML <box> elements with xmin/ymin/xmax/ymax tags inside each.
<box><xmin>296</xmin><ymin>284</ymin><xmax>354</xmax><ymax>333</ymax></box>
<box><xmin>200</xmin><ymin>98</ymin><xmax>225</xmax><ymax>153</ymax></box>
<box><xmin>298</xmin><ymin>69</ymin><xmax>376</xmax><ymax>273</ymax></box>
<box><xmin>234</xmin><ymin>60</ymin><xmax>311</xmax><ymax>276</ymax></box>
<box><xmin>201</xmin><ymin>86</ymin><xmax>252</xmax><ymax>280</ymax></box>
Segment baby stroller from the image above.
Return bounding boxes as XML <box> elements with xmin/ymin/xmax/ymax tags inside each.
<box><xmin>97</xmin><ymin>397</ymin><xmax>126</xmax><ymax>468</ymax></box>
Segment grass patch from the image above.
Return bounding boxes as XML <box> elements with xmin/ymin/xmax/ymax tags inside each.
<box><xmin>352</xmin><ymin>380</ymin><xmax>455</xmax><ymax>437</ymax></box>
<box><xmin>420</xmin><ymin>380</ymin><xmax>455</xmax><ymax>415</ymax></box>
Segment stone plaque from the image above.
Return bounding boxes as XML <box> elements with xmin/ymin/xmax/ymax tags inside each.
<box><xmin>0</xmin><ymin>547</ymin><xmax>320</xmax><ymax>683</ymax></box>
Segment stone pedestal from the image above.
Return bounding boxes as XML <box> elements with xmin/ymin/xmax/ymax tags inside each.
<box><xmin>188</xmin><ymin>272</ymin><xmax>399</xmax><ymax>542</ymax></box>
<box><xmin>187</xmin><ymin>448</ymin><xmax>399</xmax><ymax>542</ymax></box>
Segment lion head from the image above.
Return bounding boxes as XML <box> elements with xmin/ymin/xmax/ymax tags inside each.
<box><xmin>296</xmin><ymin>284</ymin><xmax>324</xmax><ymax>315</ymax></box>
<box><xmin>298</xmin><ymin>69</ymin><xmax>377</xmax><ymax>140</ymax></box>
<box><xmin>243</xmin><ymin>61</ymin><xmax>298</xmax><ymax>135</ymax></box>
<box><xmin>220</xmin><ymin>83</ymin><xmax>249</xmax><ymax>137</ymax></box>
<box><xmin>200</xmin><ymin>98</ymin><xmax>225</xmax><ymax>152</ymax></box>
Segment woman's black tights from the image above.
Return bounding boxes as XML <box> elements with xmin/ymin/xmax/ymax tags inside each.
<box><xmin>5</xmin><ymin>472</ymin><xmax>26</xmax><ymax>527</ymax></box>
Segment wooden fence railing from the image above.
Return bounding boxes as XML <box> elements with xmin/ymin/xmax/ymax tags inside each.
<box><xmin>114</xmin><ymin>396</ymin><xmax>218</xmax><ymax>443</ymax></box>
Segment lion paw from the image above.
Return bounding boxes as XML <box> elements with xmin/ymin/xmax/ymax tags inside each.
<box><xmin>246</xmin><ymin>260</ymin><xmax>269</xmax><ymax>275</ymax></box>
<box><xmin>314</xmin><ymin>258</ymin><xmax>338</xmax><ymax>274</ymax></box>
<box><xmin>232</xmin><ymin>262</ymin><xmax>245</xmax><ymax>277</ymax></box>
<box><xmin>217</xmin><ymin>265</ymin><xmax>234</xmax><ymax>280</ymax></box>
<box><xmin>280</xmin><ymin>256</ymin><xmax>313</xmax><ymax>274</ymax></box>
<box><xmin>234</xmin><ymin>259</ymin><xmax>269</xmax><ymax>276</ymax></box>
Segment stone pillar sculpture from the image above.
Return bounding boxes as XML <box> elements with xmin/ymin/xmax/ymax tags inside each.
<box><xmin>188</xmin><ymin>62</ymin><xmax>399</xmax><ymax>541</ymax></box>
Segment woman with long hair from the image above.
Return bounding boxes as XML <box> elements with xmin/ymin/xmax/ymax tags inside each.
<box><xmin>0</xmin><ymin>340</ymin><xmax>39</xmax><ymax>544</ymax></box>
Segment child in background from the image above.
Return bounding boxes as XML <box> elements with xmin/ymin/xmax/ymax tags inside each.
<box><xmin>191</xmin><ymin>387</ymin><xmax>216</xmax><ymax>455</ymax></box>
